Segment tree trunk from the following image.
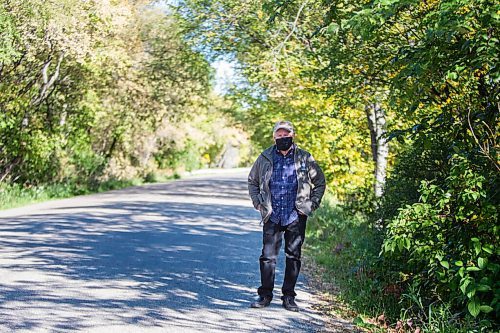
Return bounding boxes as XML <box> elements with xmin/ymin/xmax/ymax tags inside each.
<box><xmin>0</xmin><ymin>157</ymin><xmax>21</xmax><ymax>183</ymax></box>
<box><xmin>365</xmin><ymin>103</ymin><xmax>389</xmax><ymax>198</ymax></box>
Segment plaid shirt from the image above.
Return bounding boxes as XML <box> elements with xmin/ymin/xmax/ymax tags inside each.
<box><xmin>269</xmin><ymin>146</ymin><xmax>298</xmax><ymax>226</ymax></box>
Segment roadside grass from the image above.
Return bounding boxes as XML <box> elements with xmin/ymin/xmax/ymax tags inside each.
<box><xmin>305</xmin><ymin>194</ymin><xmax>481</xmax><ymax>332</ymax></box>
<box><xmin>305</xmin><ymin>194</ymin><xmax>398</xmax><ymax>330</ymax></box>
<box><xmin>0</xmin><ymin>172</ymin><xmax>179</xmax><ymax>210</ymax></box>
<box><xmin>0</xmin><ymin>179</ymin><xmax>140</xmax><ymax>210</ymax></box>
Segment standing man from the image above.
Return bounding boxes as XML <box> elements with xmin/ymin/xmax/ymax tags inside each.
<box><xmin>248</xmin><ymin>120</ymin><xmax>326</xmax><ymax>312</ymax></box>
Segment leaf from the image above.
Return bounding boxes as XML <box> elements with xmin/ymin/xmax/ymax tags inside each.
<box><xmin>468</xmin><ymin>298</ymin><xmax>481</xmax><ymax>317</ymax></box>
<box><xmin>397</xmin><ymin>238</ymin><xmax>406</xmax><ymax>252</ymax></box>
<box><xmin>467</xmin><ymin>266</ymin><xmax>481</xmax><ymax>272</ymax></box>
<box><xmin>459</xmin><ymin>267</ymin><xmax>465</xmax><ymax>278</ymax></box>
<box><xmin>327</xmin><ymin>23</ymin><xmax>340</xmax><ymax>34</ymax></box>
<box><xmin>480</xmin><ymin>305</ymin><xmax>493</xmax><ymax>314</ymax></box>
<box><xmin>466</xmin><ymin>285</ymin><xmax>476</xmax><ymax>298</ymax></box>
<box><xmin>476</xmin><ymin>284</ymin><xmax>491</xmax><ymax>292</ymax></box>
<box><xmin>455</xmin><ymin>261</ymin><xmax>463</xmax><ymax>267</ymax></box>
<box><xmin>460</xmin><ymin>279</ymin><xmax>470</xmax><ymax>294</ymax></box>
<box><xmin>478</xmin><ymin>257</ymin><xmax>487</xmax><ymax>269</ymax></box>
<box><xmin>474</xmin><ymin>241</ymin><xmax>482</xmax><ymax>255</ymax></box>
<box><xmin>440</xmin><ymin>261</ymin><xmax>449</xmax><ymax>269</ymax></box>
<box><xmin>447</xmin><ymin>72</ymin><xmax>458</xmax><ymax>80</ymax></box>
<box><xmin>482</xmin><ymin>245</ymin><xmax>494</xmax><ymax>254</ymax></box>
<box><xmin>404</xmin><ymin>238</ymin><xmax>411</xmax><ymax>250</ymax></box>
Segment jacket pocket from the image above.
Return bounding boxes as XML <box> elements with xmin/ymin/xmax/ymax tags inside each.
<box><xmin>296</xmin><ymin>199</ymin><xmax>313</xmax><ymax>216</ymax></box>
<box><xmin>259</xmin><ymin>205</ymin><xmax>270</xmax><ymax>220</ymax></box>
<box><xmin>257</xmin><ymin>192</ymin><xmax>271</xmax><ymax>220</ymax></box>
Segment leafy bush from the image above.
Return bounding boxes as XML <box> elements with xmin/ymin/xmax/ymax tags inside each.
<box><xmin>383</xmin><ymin>154</ymin><xmax>499</xmax><ymax>327</ymax></box>
<box><xmin>379</xmin><ymin>134</ymin><xmax>451</xmax><ymax>223</ymax></box>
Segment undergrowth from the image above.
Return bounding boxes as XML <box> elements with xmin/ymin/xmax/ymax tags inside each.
<box><xmin>0</xmin><ymin>172</ymin><xmax>179</xmax><ymax>210</ymax></box>
<box><xmin>306</xmin><ymin>194</ymin><xmax>493</xmax><ymax>332</ymax></box>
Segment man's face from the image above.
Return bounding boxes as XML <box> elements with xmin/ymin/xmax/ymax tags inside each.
<box><xmin>274</xmin><ymin>129</ymin><xmax>293</xmax><ymax>142</ymax></box>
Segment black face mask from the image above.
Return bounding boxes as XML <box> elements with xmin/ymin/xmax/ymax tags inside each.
<box><xmin>275</xmin><ymin>136</ymin><xmax>293</xmax><ymax>151</ymax></box>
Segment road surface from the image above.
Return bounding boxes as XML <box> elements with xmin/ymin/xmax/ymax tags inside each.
<box><xmin>0</xmin><ymin>171</ymin><xmax>352</xmax><ymax>332</ymax></box>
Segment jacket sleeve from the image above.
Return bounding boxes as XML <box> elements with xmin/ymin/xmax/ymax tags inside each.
<box><xmin>248</xmin><ymin>155</ymin><xmax>262</xmax><ymax>209</ymax></box>
<box><xmin>308</xmin><ymin>154</ymin><xmax>326</xmax><ymax>211</ymax></box>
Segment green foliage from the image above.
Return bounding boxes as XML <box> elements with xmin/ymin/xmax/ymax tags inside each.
<box><xmin>379</xmin><ymin>134</ymin><xmax>451</xmax><ymax>222</ymax></box>
<box><xmin>310</xmin><ymin>192</ymin><xmax>498</xmax><ymax>331</ymax></box>
<box><xmin>398</xmin><ymin>283</ymin><xmax>482</xmax><ymax>332</ymax></box>
<box><xmin>0</xmin><ymin>1</ymin><xmax>246</xmax><ymax>193</ymax></box>
<box><xmin>383</xmin><ymin>155</ymin><xmax>499</xmax><ymax>325</ymax></box>
<box><xmin>0</xmin><ymin>5</ymin><xmax>20</xmax><ymax>63</ymax></box>
<box><xmin>305</xmin><ymin>195</ymin><xmax>396</xmax><ymax>319</ymax></box>
<box><xmin>190</xmin><ymin>0</ymin><xmax>499</xmax><ymax>330</ymax></box>
<box><xmin>178</xmin><ymin>0</ymin><xmax>375</xmax><ymax>201</ymax></box>
<box><xmin>0</xmin><ymin>177</ymin><xmax>143</xmax><ymax>210</ymax></box>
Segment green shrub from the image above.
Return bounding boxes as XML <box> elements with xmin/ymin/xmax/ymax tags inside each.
<box><xmin>383</xmin><ymin>155</ymin><xmax>499</xmax><ymax>328</ymax></box>
<box><xmin>378</xmin><ymin>133</ymin><xmax>450</xmax><ymax>224</ymax></box>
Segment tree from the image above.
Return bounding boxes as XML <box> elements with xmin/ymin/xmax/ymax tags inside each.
<box><xmin>0</xmin><ymin>0</ymin><xmax>235</xmax><ymax>187</ymax></box>
<box><xmin>178</xmin><ymin>0</ymin><xmax>375</xmax><ymax>200</ymax></box>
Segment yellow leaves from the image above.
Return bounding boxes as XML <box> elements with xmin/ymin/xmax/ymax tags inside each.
<box><xmin>256</xmin><ymin>9</ymin><xmax>264</xmax><ymax>20</ymax></box>
<box><xmin>346</xmin><ymin>63</ymin><xmax>367</xmax><ymax>76</ymax></box>
<box><xmin>457</xmin><ymin>5</ymin><xmax>471</xmax><ymax>15</ymax></box>
<box><xmin>418</xmin><ymin>0</ymin><xmax>440</xmax><ymax>12</ymax></box>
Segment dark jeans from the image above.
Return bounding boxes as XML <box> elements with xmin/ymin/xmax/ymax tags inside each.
<box><xmin>257</xmin><ymin>214</ymin><xmax>307</xmax><ymax>298</ymax></box>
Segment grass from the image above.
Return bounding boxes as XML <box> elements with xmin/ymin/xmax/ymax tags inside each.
<box><xmin>0</xmin><ymin>171</ymin><xmax>180</xmax><ymax>210</ymax></box>
<box><xmin>305</xmin><ymin>195</ymin><xmax>398</xmax><ymax>325</ymax></box>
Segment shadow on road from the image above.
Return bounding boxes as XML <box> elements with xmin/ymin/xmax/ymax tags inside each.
<box><xmin>0</xmin><ymin>177</ymin><xmax>325</xmax><ymax>332</ymax></box>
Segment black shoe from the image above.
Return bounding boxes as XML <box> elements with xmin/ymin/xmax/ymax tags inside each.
<box><xmin>250</xmin><ymin>296</ymin><xmax>272</xmax><ymax>308</ymax></box>
<box><xmin>281</xmin><ymin>296</ymin><xmax>299</xmax><ymax>312</ymax></box>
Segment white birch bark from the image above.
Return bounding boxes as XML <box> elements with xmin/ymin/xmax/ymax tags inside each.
<box><xmin>365</xmin><ymin>103</ymin><xmax>389</xmax><ymax>198</ymax></box>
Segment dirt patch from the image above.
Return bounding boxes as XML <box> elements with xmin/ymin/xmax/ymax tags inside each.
<box><xmin>302</xmin><ymin>255</ymin><xmax>368</xmax><ymax>333</ymax></box>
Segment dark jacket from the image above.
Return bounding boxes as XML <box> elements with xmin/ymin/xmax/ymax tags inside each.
<box><xmin>248</xmin><ymin>145</ymin><xmax>326</xmax><ymax>223</ymax></box>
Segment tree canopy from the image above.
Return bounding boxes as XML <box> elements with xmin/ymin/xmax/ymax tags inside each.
<box><xmin>0</xmin><ymin>0</ymin><xmax>248</xmax><ymax>187</ymax></box>
<box><xmin>1</xmin><ymin>0</ymin><xmax>498</xmax><ymax>329</ymax></box>
<box><xmin>178</xmin><ymin>0</ymin><xmax>499</xmax><ymax>327</ymax></box>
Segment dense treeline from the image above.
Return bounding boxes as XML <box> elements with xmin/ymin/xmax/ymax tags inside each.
<box><xmin>0</xmin><ymin>0</ymin><xmax>247</xmax><ymax>199</ymax></box>
<box><xmin>1</xmin><ymin>0</ymin><xmax>498</xmax><ymax>330</ymax></box>
<box><xmin>179</xmin><ymin>0</ymin><xmax>499</xmax><ymax>331</ymax></box>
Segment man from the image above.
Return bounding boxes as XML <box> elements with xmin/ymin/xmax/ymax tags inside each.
<box><xmin>247</xmin><ymin>120</ymin><xmax>326</xmax><ymax>312</ymax></box>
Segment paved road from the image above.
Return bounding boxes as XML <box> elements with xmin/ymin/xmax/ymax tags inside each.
<box><xmin>0</xmin><ymin>171</ymin><xmax>348</xmax><ymax>332</ymax></box>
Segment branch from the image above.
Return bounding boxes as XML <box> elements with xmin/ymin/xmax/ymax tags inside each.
<box><xmin>32</xmin><ymin>52</ymin><xmax>65</xmax><ymax>106</ymax></box>
<box><xmin>272</xmin><ymin>0</ymin><xmax>309</xmax><ymax>64</ymax></box>
<box><xmin>467</xmin><ymin>108</ymin><xmax>500</xmax><ymax>172</ymax></box>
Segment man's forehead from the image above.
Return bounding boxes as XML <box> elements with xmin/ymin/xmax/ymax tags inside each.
<box><xmin>274</xmin><ymin>128</ymin><xmax>293</xmax><ymax>136</ymax></box>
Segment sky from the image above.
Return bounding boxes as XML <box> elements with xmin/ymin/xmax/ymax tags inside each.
<box><xmin>212</xmin><ymin>59</ymin><xmax>238</xmax><ymax>95</ymax></box>
<box><xmin>153</xmin><ymin>0</ymin><xmax>240</xmax><ymax>96</ymax></box>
